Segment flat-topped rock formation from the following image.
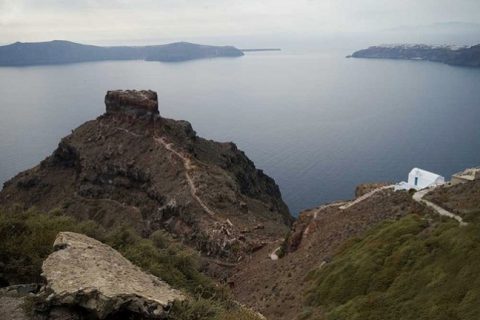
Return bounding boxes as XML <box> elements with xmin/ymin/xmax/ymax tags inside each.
<box><xmin>42</xmin><ymin>232</ymin><xmax>183</xmax><ymax>319</ymax></box>
<box><xmin>105</xmin><ymin>90</ymin><xmax>159</xmax><ymax>118</ymax></box>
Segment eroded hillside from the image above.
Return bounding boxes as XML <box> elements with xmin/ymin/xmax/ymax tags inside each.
<box><xmin>0</xmin><ymin>90</ymin><xmax>292</xmax><ymax>265</ymax></box>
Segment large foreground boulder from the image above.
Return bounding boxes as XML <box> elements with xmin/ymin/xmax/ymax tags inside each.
<box><xmin>41</xmin><ymin>232</ymin><xmax>184</xmax><ymax>319</ymax></box>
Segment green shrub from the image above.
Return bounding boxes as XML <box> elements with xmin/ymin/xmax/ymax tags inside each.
<box><xmin>304</xmin><ymin>214</ymin><xmax>480</xmax><ymax>320</ymax></box>
<box><xmin>276</xmin><ymin>231</ymin><xmax>291</xmax><ymax>259</ymax></box>
<box><xmin>0</xmin><ymin>207</ymin><xmax>256</xmax><ymax>319</ymax></box>
<box><xmin>0</xmin><ymin>207</ymin><xmax>104</xmax><ymax>284</ymax></box>
<box><xmin>0</xmin><ymin>207</ymin><xmax>221</xmax><ymax>297</ymax></box>
<box><xmin>169</xmin><ymin>299</ymin><xmax>262</xmax><ymax>320</ymax></box>
<box><xmin>169</xmin><ymin>298</ymin><xmax>222</xmax><ymax>320</ymax></box>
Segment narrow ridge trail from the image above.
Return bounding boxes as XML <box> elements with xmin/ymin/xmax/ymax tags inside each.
<box><xmin>102</xmin><ymin>122</ymin><xmax>218</xmax><ymax>218</ymax></box>
<box><xmin>153</xmin><ymin>136</ymin><xmax>218</xmax><ymax>217</ymax></box>
<box><xmin>339</xmin><ymin>185</ymin><xmax>394</xmax><ymax>210</ymax></box>
<box><xmin>303</xmin><ymin>202</ymin><xmax>346</xmax><ymax>237</ymax></box>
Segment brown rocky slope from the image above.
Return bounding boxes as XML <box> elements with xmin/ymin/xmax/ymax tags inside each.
<box><xmin>3</xmin><ymin>90</ymin><xmax>454</xmax><ymax>320</ymax></box>
<box><xmin>229</xmin><ymin>185</ymin><xmax>431</xmax><ymax>319</ymax></box>
<box><xmin>0</xmin><ymin>90</ymin><xmax>292</xmax><ymax>264</ymax></box>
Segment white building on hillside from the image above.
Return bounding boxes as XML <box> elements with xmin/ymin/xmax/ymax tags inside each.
<box><xmin>394</xmin><ymin>168</ymin><xmax>445</xmax><ymax>191</ymax></box>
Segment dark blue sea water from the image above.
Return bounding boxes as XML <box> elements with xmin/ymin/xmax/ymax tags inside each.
<box><xmin>1</xmin><ymin>49</ymin><xmax>479</xmax><ymax>215</ymax></box>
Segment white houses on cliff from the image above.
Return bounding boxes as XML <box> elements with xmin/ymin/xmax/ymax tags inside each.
<box><xmin>394</xmin><ymin>168</ymin><xmax>445</xmax><ymax>191</ymax></box>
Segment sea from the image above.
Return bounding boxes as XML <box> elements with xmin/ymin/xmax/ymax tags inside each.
<box><xmin>1</xmin><ymin>47</ymin><xmax>479</xmax><ymax>215</ymax></box>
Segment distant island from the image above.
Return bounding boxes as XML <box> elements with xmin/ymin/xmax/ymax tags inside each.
<box><xmin>348</xmin><ymin>44</ymin><xmax>480</xmax><ymax>67</ymax></box>
<box><xmin>0</xmin><ymin>40</ymin><xmax>244</xmax><ymax>66</ymax></box>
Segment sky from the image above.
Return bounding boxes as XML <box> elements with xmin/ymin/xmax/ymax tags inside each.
<box><xmin>0</xmin><ymin>0</ymin><xmax>479</xmax><ymax>45</ymax></box>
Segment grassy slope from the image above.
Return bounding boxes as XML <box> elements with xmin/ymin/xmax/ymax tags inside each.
<box><xmin>304</xmin><ymin>214</ymin><xmax>480</xmax><ymax>320</ymax></box>
<box><xmin>0</xmin><ymin>207</ymin><xmax>260</xmax><ymax>320</ymax></box>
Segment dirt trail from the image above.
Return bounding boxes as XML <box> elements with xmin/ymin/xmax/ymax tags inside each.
<box><xmin>413</xmin><ymin>188</ymin><xmax>467</xmax><ymax>226</ymax></box>
<box><xmin>154</xmin><ymin>137</ymin><xmax>217</xmax><ymax>217</ymax></box>
<box><xmin>303</xmin><ymin>202</ymin><xmax>346</xmax><ymax>237</ymax></box>
<box><xmin>339</xmin><ymin>185</ymin><xmax>394</xmax><ymax>210</ymax></box>
<box><xmin>102</xmin><ymin>122</ymin><xmax>218</xmax><ymax>217</ymax></box>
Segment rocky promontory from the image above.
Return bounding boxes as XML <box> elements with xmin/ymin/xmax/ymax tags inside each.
<box><xmin>0</xmin><ymin>90</ymin><xmax>292</xmax><ymax>263</ymax></box>
<box><xmin>4</xmin><ymin>88</ymin><xmax>478</xmax><ymax>320</ymax></box>
<box><xmin>349</xmin><ymin>44</ymin><xmax>480</xmax><ymax>67</ymax></box>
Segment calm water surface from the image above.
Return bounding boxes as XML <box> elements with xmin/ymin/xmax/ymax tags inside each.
<box><xmin>1</xmin><ymin>50</ymin><xmax>480</xmax><ymax>215</ymax></box>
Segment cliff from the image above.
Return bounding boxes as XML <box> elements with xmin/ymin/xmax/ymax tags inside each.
<box><xmin>0</xmin><ymin>40</ymin><xmax>244</xmax><ymax>66</ymax></box>
<box><xmin>0</xmin><ymin>90</ymin><xmax>292</xmax><ymax>263</ymax></box>
<box><xmin>349</xmin><ymin>44</ymin><xmax>480</xmax><ymax>67</ymax></box>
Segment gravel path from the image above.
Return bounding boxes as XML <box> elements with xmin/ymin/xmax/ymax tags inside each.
<box><xmin>413</xmin><ymin>188</ymin><xmax>467</xmax><ymax>226</ymax></box>
<box><xmin>105</xmin><ymin>123</ymin><xmax>218</xmax><ymax>217</ymax></box>
<box><xmin>303</xmin><ymin>202</ymin><xmax>346</xmax><ymax>237</ymax></box>
<box><xmin>339</xmin><ymin>185</ymin><xmax>394</xmax><ymax>210</ymax></box>
<box><xmin>154</xmin><ymin>136</ymin><xmax>217</xmax><ymax>216</ymax></box>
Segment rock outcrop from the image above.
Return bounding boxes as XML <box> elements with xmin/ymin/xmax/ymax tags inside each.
<box><xmin>105</xmin><ymin>90</ymin><xmax>159</xmax><ymax>118</ymax></box>
<box><xmin>0</xmin><ymin>90</ymin><xmax>292</xmax><ymax>263</ymax></box>
<box><xmin>41</xmin><ymin>232</ymin><xmax>183</xmax><ymax>319</ymax></box>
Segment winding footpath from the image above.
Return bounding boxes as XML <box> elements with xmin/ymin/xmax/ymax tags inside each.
<box><xmin>302</xmin><ymin>202</ymin><xmax>346</xmax><ymax>237</ymax></box>
<box><xmin>413</xmin><ymin>188</ymin><xmax>467</xmax><ymax>226</ymax></box>
<box><xmin>154</xmin><ymin>136</ymin><xmax>217</xmax><ymax>217</ymax></box>
<box><xmin>339</xmin><ymin>185</ymin><xmax>394</xmax><ymax>210</ymax></box>
<box><xmin>103</xmin><ymin>122</ymin><xmax>218</xmax><ymax>217</ymax></box>
<box><xmin>101</xmin><ymin>122</ymin><xmax>468</xmax><ymax>229</ymax></box>
<box><xmin>336</xmin><ymin>180</ymin><xmax>466</xmax><ymax>226</ymax></box>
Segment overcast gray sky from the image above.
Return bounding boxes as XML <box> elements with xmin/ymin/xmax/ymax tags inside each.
<box><xmin>0</xmin><ymin>0</ymin><xmax>479</xmax><ymax>45</ymax></box>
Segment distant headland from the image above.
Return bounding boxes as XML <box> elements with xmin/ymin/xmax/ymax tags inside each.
<box><xmin>0</xmin><ymin>40</ymin><xmax>244</xmax><ymax>66</ymax></box>
<box><xmin>348</xmin><ymin>44</ymin><xmax>480</xmax><ymax>67</ymax></box>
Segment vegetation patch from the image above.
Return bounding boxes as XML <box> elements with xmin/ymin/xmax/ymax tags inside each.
<box><xmin>304</xmin><ymin>214</ymin><xmax>480</xmax><ymax>320</ymax></box>
<box><xmin>0</xmin><ymin>207</ymin><xmax>261</xmax><ymax>320</ymax></box>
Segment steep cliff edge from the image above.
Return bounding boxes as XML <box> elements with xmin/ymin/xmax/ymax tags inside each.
<box><xmin>0</xmin><ymin>90</ymin><xmax>292</xmax><ymax>263</ymax></box>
